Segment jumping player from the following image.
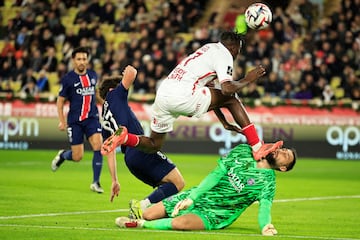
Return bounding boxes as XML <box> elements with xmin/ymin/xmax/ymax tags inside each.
<box><xmin>101</xmin><ymin>31</ymin><xmax>282</xmax><ymax>161</ymax></box>
<box><xmin>99</xmin><ymin>65</ymin><xmax>185</xmax><ymax>218</ymax></box>
<box><xmin>115</xmin><ymin>143</ymin><xmax>296</xmax><ymax>236</ymax></box>
<box><xmin>51</xmin><ymin>46</ymin><xmax>104</xmax><ymax>193</ymax></box>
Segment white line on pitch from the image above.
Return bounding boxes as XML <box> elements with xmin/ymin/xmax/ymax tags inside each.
<box><xmin>0</xmin><ymin>209</ymin><xmax>126</xmax><ymax>220</ymax></box>
<box><xmin>0</xmin><ymin>224</ymin><xmax>358</xmax><ymax>240</ymax></box>
<box><xmin>0</xmin><ymin>195</ymin><xmax>359</xmax><ymax>220</ymax></box>
<box><xmin>273</xmin><ymin>195</ymin><xmax>360</xmax><ymax>203</ymax></box>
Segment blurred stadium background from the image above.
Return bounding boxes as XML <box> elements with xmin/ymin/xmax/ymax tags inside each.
<box><xmin>0</xmin><ymin>0</ymin><xmax>358</xmax><ymax>159</ymax></box>
<box><xmin>0</xmin><ymin>1</ymin><xmax>359</xmax><ymax>239</ymax></box>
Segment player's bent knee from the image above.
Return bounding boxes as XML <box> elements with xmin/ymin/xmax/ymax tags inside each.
<box><xmin>175</xmin><ymin>178</ymin><xmax>185</xmax><ymax>191</ymax></box>
<box><xmin>72</xmin><ymin>154</ymin><xmax>83</xmax><ymax>161</ymax></box>
<box><xmin>142</xmin><ymin>202</ymin><xmax>166</xmax><ymax>220</ymax></box>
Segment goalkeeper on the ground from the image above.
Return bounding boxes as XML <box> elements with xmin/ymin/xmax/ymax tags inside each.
<box><xmin>115</xmin><ymin>144</ymin><xmax>296</xmax><ymax>236</ymax></box>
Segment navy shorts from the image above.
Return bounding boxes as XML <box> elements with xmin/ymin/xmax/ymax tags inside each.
<box><xmin>124</xmin><ymin>148</ymin><xmax>176</xmax><ymax>187</ymax></box>
<box><xmin>67</xmin><ymin>118</ymin><xmax>102</xmax><ymax>145</ymax></box>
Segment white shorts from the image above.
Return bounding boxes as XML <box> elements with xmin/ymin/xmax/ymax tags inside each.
<box><xmin>151</xmin><ymin>87</ymin><xmax>211</xmax><ymax>133</ymax></box>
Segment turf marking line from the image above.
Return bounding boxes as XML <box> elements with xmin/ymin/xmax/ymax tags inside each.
<box><xmin>0</xmin><ymin>195</ymin><xmax>359</xmax><ymax>220</ymax></box>
<box><xmin>273</xmin><ymin>195</ymin><xmax>360</xmax><ymax>203</ymax></box>
<box><xmin>0</xmin><ymin>224</ymin><xmax>358</xmax><ymax>240</ymax></box>
<box><xmin>0</xmin><ymin>209</ymin><xmax>126</xmax><ymax>220</ymax></box>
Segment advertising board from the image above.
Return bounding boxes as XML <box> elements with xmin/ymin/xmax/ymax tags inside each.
<box><xmin>0</xmin><ymin>101</ymin><xmax>359</xmax><ymax>159</ymax></box>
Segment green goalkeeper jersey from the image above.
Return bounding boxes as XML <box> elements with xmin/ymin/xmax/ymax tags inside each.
<box><xmin>163</xmin><ymin>144</ymin><xmax>276</xmax><ymax>230</ymax></box>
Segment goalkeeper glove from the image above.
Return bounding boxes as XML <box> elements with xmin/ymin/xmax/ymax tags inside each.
<box><xmin>262</xmin><ymin>223</ymin><xmax>278</xmax><ymax>236</ymax></box>
<box><xmin>171</xmin><ymin>198</ymin><xmax>193</xmax><ymax>217</ymax></box>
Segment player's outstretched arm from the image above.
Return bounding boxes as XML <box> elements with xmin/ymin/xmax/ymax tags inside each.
<box><xmin>121</xmin><ymin>65</ymin><xmax>138</xmax><ymax>90</ymax></box>
<box><xmin>107</xmin><ymin>150</ymin><xmax>120</xmax><ymax>202</ymax></box>
<box><xmin>220</xmin><ymin>65</ymin><xmax>266</xmax><ymax>96</ymax></box>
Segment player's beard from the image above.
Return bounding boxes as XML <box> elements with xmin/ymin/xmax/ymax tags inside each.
<box><xmin>77</xmin><ymin>65</ymin><xmax>86</xmax><ymax>74</ymax></box>
<box><xmin>265</xmin><ymin>152</ymin><xmax>279</xmax><ymax>170</ymax></box>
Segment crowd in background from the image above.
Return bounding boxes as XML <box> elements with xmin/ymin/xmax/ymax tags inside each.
<box><xmin>0</xmin><ymin>0</ymin><xmax>359</xmax><ymax>102</ymax></box>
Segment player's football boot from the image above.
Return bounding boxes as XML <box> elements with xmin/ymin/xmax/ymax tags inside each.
<box><xmin>101</xmin><ymin>126</ymin><xmax>128</xmax><ymax>155</ymax></box>
<box><xmin>129</xmin><ymin>199</ymin><xmax>143</xmax><ymax>219</ymax></box>
<box><xmin>51</xmin><ymin>149</ymin><xmax>65</xmax><ymax>172</ymax></box>
<box><xmin>253</xmin><ymin>140</ymin><xmax>283</xmax><ymax>161</ymax></box>
<box><xmin>115</xmin><ymin>217</ymin><xmax>144</xmax><ymax>228</ymax></box>
<box><xmin>90</xmin><ymin>182</ymin><xmax>104</xmax><ymax>193</ymax></box>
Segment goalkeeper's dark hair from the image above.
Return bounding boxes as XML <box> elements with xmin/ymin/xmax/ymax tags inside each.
<box><xmin>99</xmin><ymin>76</ymin><xmax>122</xmax><ymax>100</ymax></box>
<box><xmin>287</xmin><ymin>148</ymin><xmax>297</xmax><ymax>171</ymax></box>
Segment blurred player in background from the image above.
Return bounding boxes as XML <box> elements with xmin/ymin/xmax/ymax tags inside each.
<box><xmin>115</xmin><ymin>143</ymin><xmax>296</xmax><ymax>236</ymax></box>
<box><xmin>102</xmin><ymin>31</ymin><xmax>282</xmax><ymax>161</ymax></box>
<box><xmin>99</xmin><ymin>65</ymin><xmax>185</xmax><ymax>219</ymax></box>
<box><xmin>51</xmin><ymin>46</ymin><xmax>104</xmax><ymax>193</ymax></box>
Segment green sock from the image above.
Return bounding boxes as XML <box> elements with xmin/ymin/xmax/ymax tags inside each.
<box><xmin>143</xmin><ymin>218</ymin><xmax>172</xmax><ymax>230</ymax></box>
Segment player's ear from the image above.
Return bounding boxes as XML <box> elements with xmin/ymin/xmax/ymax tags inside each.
<box><xmin>279</xmin><ymin>166</ymin><xmax>287</xmax><ymax>172</ymax></box>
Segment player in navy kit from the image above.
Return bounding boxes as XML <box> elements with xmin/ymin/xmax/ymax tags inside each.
<box><xmin>51</xmin><ymin>46</ymin><xmax>104</xmax><ymax>193</ymax></box>
<box><xmin>99</xmin><ymin>65</ymin><xmax>185</xmax><ymax>218</ymax></box>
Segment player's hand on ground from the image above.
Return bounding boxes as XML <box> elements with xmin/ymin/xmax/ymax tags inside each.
<box><xmin>262</xmin><ymin>223</ymin><xmax>278</xmax><ymax>236</ymax></box>
<box><xmin>110</xmin><ymin>181</ymin><xmax>120</xmax><ymax>202</ymax></box>
<box><xmin>171</xmin><ymin>198</ymin><xmax>193</xmax><ymax>217</ymax></box>
<box><xmin>245</xmin><ymin>65</ymin><xmax>266</xmax><ymax>83</ymax></box>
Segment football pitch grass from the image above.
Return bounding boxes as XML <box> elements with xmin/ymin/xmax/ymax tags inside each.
<box><xmin>0</xmin><ymin>149</ymin><xmax>359</xmax><ymax>240</ymax></box>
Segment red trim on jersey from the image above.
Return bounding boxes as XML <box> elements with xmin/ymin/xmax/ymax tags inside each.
<box><xmin>192</xmin><ymin>71</ymin><xmax>216</xmax><ymax>94</ymax></box>
<box><xmin>79</xmin><ymin>74</ymin><xmax>92</xmax><ymax>121</ymax></box>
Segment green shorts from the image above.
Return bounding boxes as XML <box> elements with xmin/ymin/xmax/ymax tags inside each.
<box><xmin>162</xmin><ymin>188</ymin><xmax>238</xmax><ymax>230</ymax></box>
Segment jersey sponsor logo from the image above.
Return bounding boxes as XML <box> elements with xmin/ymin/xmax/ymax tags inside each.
<box><xmin>74</xmin><ymin>82</ymin><xmax>81</xmax><ymax>87</ymax></box>
<box><xmin>76</xmin><ymin>86</ymin><xmax>95</xmax><ymax>96</ymax></box>
<box><xmin>228</xmin><ymin>168</ymin><xmax>245</xmax><ymax>193</ymax></box>
<box><xmin>168</xmin><ymin>67</ymin><xmax>186</xmax><ymax>81</ymax></box>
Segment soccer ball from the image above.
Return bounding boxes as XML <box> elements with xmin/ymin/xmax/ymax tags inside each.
<box><xmin>245</xmin><ymin>3</ymin><xmax>273</xmax><ymax>30</ymax></box>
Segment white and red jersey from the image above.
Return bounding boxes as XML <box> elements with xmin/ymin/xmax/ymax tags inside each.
<box><xmin>156</xmin><ymin>42</ymin><xmax>234</xmax><ymax>97</ymax></box>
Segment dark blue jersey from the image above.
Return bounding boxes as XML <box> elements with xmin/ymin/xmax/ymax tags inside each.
<box><xmin>102</xmin><ymin>82</ymin><xmax>176</xmax><ymax>187</ymax></box>
<box><xmin>59</xmin><ymin>70</ymin><xmax>99</xmax><ymax>124</ymax></box>
<box><xmin>102</xmin><ymin>82</ymin><xmax>144</xmax><ymax>147</ymax></box>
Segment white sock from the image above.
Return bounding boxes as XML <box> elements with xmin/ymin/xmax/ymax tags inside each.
<box><xmin>140</xmin><ymin>198</ymin><xmax>151</xmax><ymax>211</ymax></box>
<box><xmin>252</xmin><ymin>142</ymin><xmax>262</xmax><ymax>152</ymax></box>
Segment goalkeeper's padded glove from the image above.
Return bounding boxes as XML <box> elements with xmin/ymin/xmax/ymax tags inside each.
<box><xmin>262</xmin><ymin>223</ymin><xmax>278</xmax><ymax>236</ymax></box>
<box><xmin>171</xmin><ymin>198</ymin><xmax>194</xmax><ymax>217</ymax></box>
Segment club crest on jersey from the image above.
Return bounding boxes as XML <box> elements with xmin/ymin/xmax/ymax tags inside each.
<box><xmin>227</xmin><ymin>66</ymin><xmax>233</xmax><ymax>75</ymax></box>
<box><xmin>247</xmin><ymin>178</ymin><xmax>255</xmax><ymax>185</ymax></box>
<box><xmin>91</xmin><ymin>78</ymin><xmax>96</xmax><ymax>85</ymax></box>
<box><xmin>76</xmin><ymin>86</ymin><xmax>95</xmax><ymax>96</ymax></box>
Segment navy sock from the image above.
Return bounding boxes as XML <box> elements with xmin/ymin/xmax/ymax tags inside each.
<box><xmin>56</xmin><ymin>150</ymin><xmax>72</xmax><ymax>166</ymax></box>
<box><xmin>62</xmin><ymin>150</ymin><xmax>72</xmax><ymax>160</ymax></box>
<box><xmin>147</xmin><ymin>182</ymin><xmax>179</xmax><ymax>203</ymax></box>
<box><xmin>92</xmin><ymin>151</ymin><xmax>103</xmax><ymax>183</ymax></box>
